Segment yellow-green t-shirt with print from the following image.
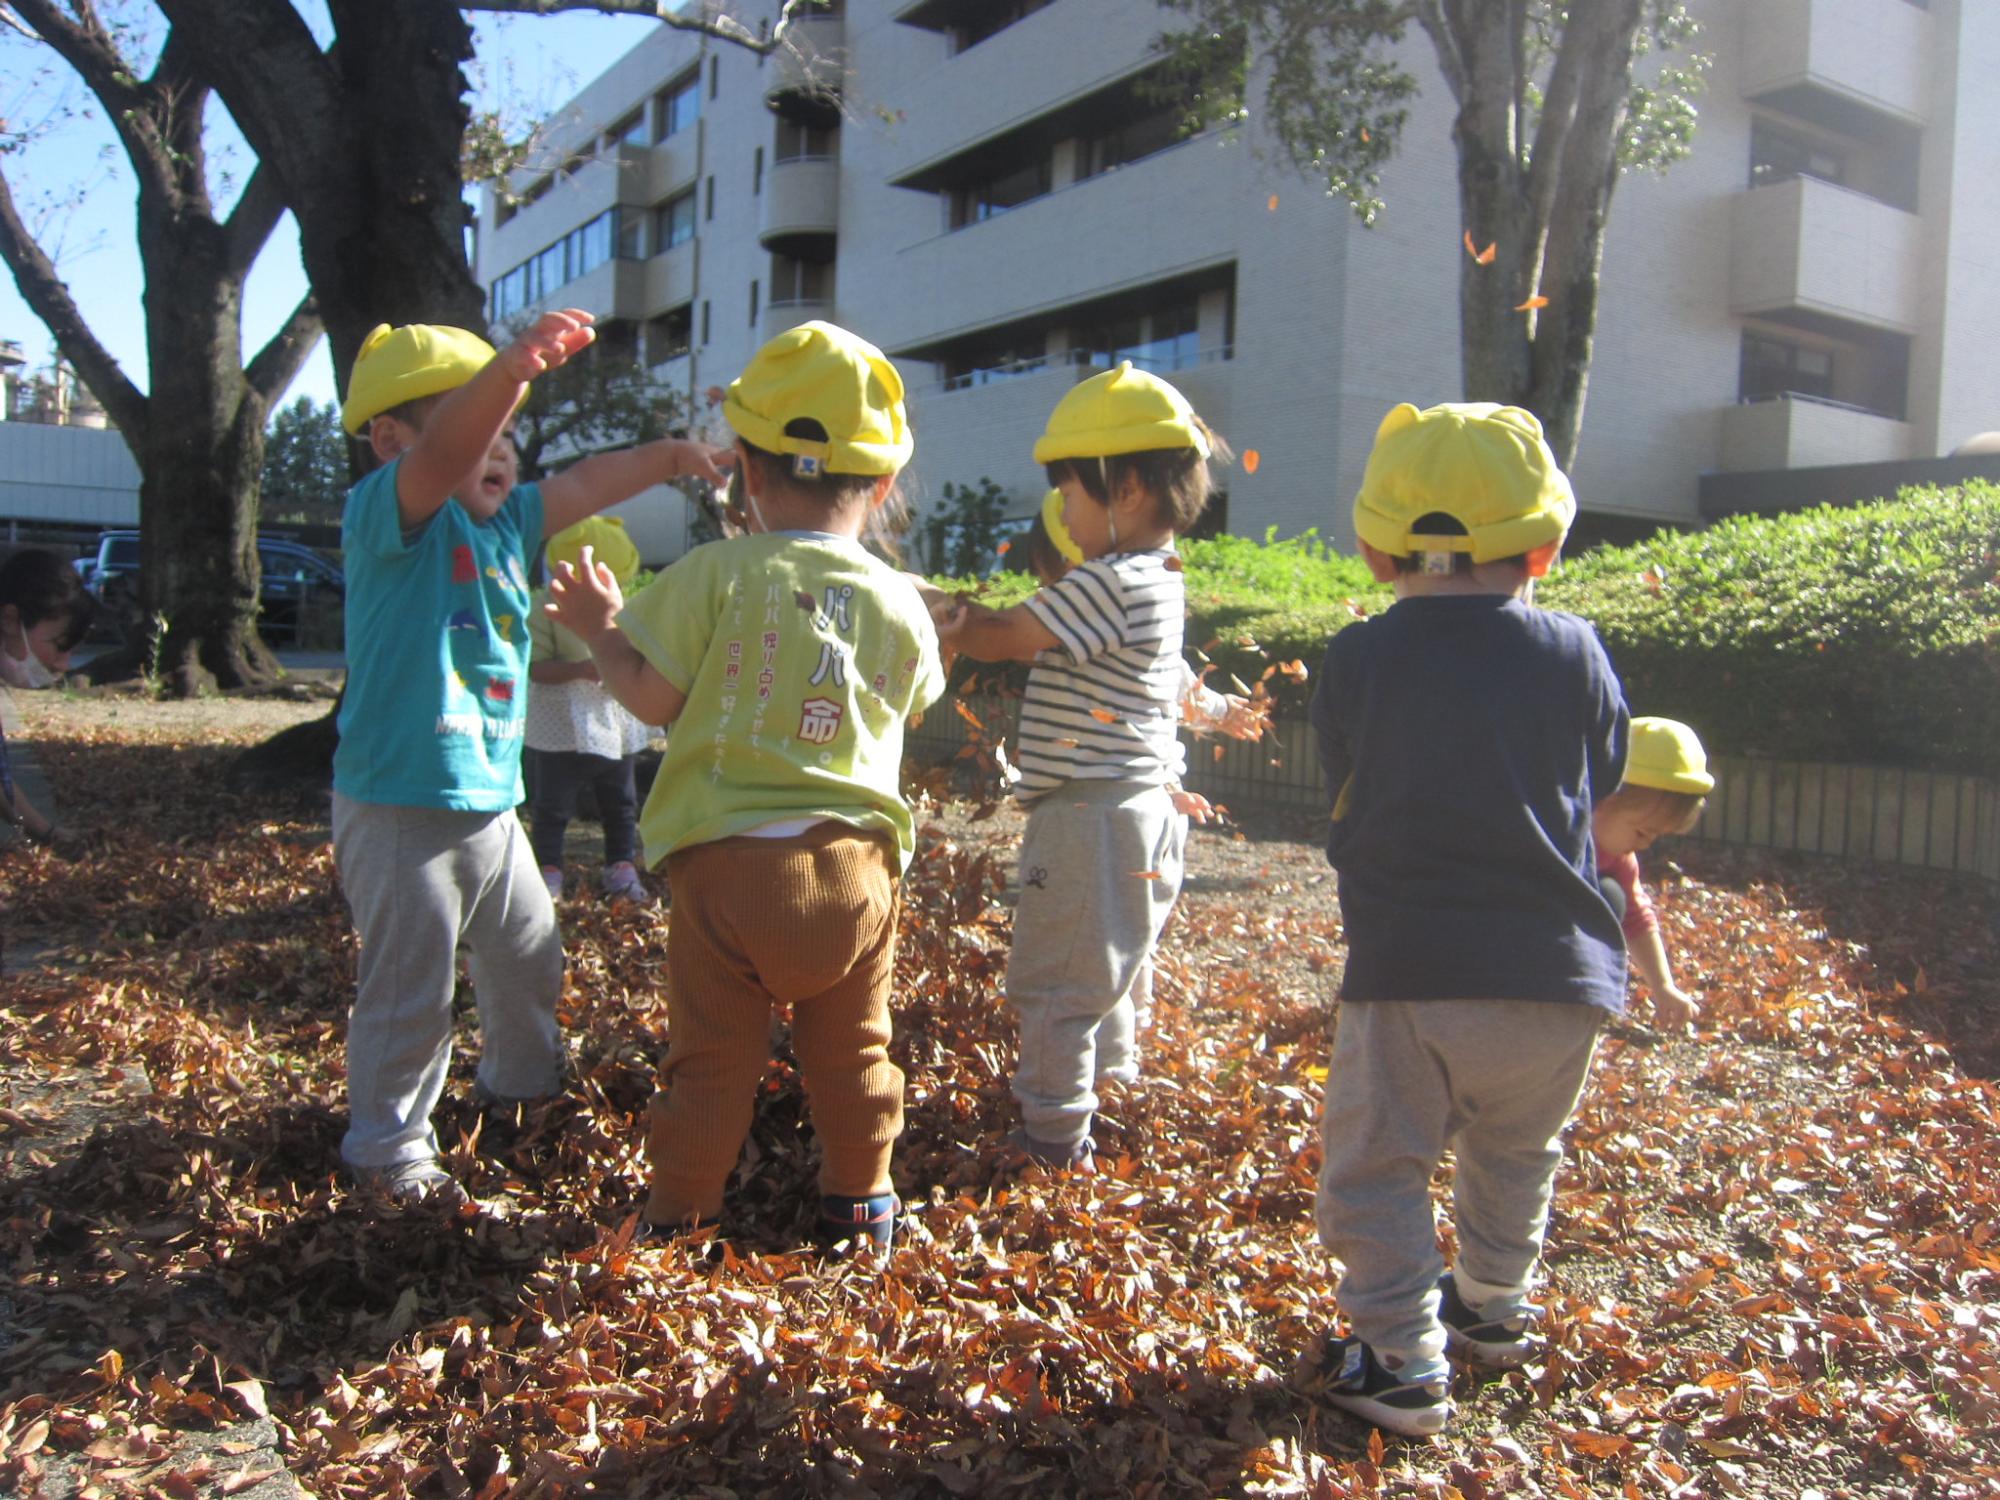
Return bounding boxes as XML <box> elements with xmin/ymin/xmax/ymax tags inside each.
<box><xmin>617</xmin><ymin>531</ymin><xmax>945</xmax><ymax>870</ymax></box>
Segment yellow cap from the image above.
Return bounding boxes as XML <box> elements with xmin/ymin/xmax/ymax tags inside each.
<box><xmin>723</xmin><ymin>321</ymin><xmax>912</xmax><ymax>476</ymax></box>
<box><xmin>342</xmin><ymin>323</ymin><xmax>498</xmax><ymax>435</ymax></box>
<box><xmin>1352</xmin><ymin>402</ymin><xmax>1575</xmax><ymax>564</ymax></box>
<box><xmin>547</xmin><ymin>515</ymin><xmax>640</xmax><ymax>588</ymax></box>
<box><xmin>1033</xmin><ymin>362</ymin><xmax>1210</xmax><ymax>463</ymax></box>
<box><xmin>1624</xmin><ymin>717</ymin><xmax>1714</xmax><ymax>795</ymax></box>
<box><xmin>1040</xmin><ymin>488</ymin><xmax>1085</xmax><ymax>566</ymax></box>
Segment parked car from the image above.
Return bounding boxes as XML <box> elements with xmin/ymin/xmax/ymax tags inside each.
<box><xmin>78</xmin><ymin>530</ymin><xmax>344</xmax><ymax>643</ymax></box>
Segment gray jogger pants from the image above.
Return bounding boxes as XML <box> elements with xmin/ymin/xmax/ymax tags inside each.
<box><xmin>332</xmin><ymin>793</ymin><xmax>565</xmax><ymax>1169</ymax></box>
<box><xmin>1006</xmin><ymin>779</ymin><xmax>1186</xmax><ymax>1146</ymax></box>
<box><xmin>1316</xmin><ymin>998</ymin><xmax>1604</xmax><ymax>1379</ymax></box>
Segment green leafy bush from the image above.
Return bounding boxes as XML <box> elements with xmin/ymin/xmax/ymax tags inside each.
<box><xmin>1540</xmin><ymin>484</ymin><xmax>2000</xmax><ymax>772</ymax></box>
<box><xmin>930</xmin><ymin>489</ymin><xmax>2000</xmax><ymax>769</ymax></box>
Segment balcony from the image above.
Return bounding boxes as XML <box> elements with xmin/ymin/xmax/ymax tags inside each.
<box><xmin>1740</xmin><ymin>0</ymin><xmax>1933</xmax><ymax>128</ymax></box>
<box><xmin>1720</xmin><ymin>393</ymin><xmax>1912</xmax><ymax>471</ymax></box>
<box><xmin>619</xmin><ymin>137</ymin><xmax>700</xmax><ymax>209</ymax></box>
<box><xmin>1729</xmin><ymin>175</ymin><xmax>1921</xmax><ymax>333</ymax></box>
<box><xmin>761</xmin><ymin>298</ymin><xmax>836</xmax><ymax>344</ymax></box>
<box><xmin>640</xmin><ymin>239</ymin><xmax>697</xmax><ymax>319</ymax></box>
<box><xmin>767</xmin><ymin>12</ymin><xmax>844</xmax><ymax>124</ymax></box>
<box><xmin>759</xmin><ymin>157</ymin><xmax>840</xmax><ymax>253</ymax></box>
<box><xmin>485</xmin><ymin>155</ymin><xmax>620</xmax><ymax>273</ymax></box>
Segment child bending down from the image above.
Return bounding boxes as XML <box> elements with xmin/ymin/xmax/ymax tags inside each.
<box><xmin>1594</xmin><ymin>716</ymin><xmax>1713</xmax><ymax>1029</ymax></box>
<box><xmin>547</xmin><ymin>322</ymin><xmax>944</xmax><ymax>1251</ymax></box>
<box><xmin>0</xmin><ymin>549</ymin><xmax>94</xmax><ymax>855</ymax></box>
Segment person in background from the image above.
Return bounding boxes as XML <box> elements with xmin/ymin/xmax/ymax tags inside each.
<box><xmin>526</xmin><ymin>515</ymin><xmax>652</xmax><ymax>903</ymax></box>
<box><xmin>0</xmin><ymin>549</ymin><xmax>94</xmax><ymax>854</ymax></box>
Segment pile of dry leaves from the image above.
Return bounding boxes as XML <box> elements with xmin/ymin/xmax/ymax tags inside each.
<box><xmin>0</xmin><ymin>699</ymin><xmax>1995</xmax><ymax>1498</ymax></box>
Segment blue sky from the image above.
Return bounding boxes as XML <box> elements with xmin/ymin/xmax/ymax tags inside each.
<box><xmin>0</xmin><ymin>8</ymin><xmax>658</xmax><ymax>412</ymax></box>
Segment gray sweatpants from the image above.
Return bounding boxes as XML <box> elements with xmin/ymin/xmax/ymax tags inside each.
<box><xmin>1006</xmin><ymin>779</ymin><xmax>1186</xmax><ymax>1146</ymax></box>
<box><xmin>1316</xmin><ymin>999</ymin><xmax>1604</xmax><ymax>1381</ymax></box>
<box><xmin>331</xmin><ymin>793</ymin><xmax>565</xmax><ymax>1169</ymax></box>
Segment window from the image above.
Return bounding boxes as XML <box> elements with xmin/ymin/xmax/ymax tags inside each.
<box><xmin>773</xmin><ymin>120</ymin><xmax>837</xmax><ymax>163</ymax></box>
<box><xmin>609</xmin><ymin>110</ymin><xmax>647</xmax><ymax>151</ymax></box>
<box><xmin>1740</xmin><ymin>331</ymin><xmax>1835</xmax><ymax>403</ymax></box>
<box><xmin>569</xmin><ymin>212</ymin><xmax>613</xmax><ymax>279</ymax></box>
<box><xmin>1079</xmin><ymin>299</ymin><xmax>1200</xmax><ymax>373</ymax></box>
<box><xmin>653</xmin><ymin>190</ymin><xmax>697</xmax><ymax>253</ymax></box>
<box><xmin>942</xmin><ymin>344</ymin><xmax>1049</xmax><ymax>390</ymax></box>
<box><xmin>656</xmin><ymin>72</ymin><xmax>700</xmax><ymax>141</ymax></box>
<box><xmin>952</xmin><ymin>0</ymin><xmax>1050</xmax><ymax>52</ymax></box>
<box><xmin>749</xmin><ymin>279</ymin><xmax>760</xmax><ymax>326</ymax></box>
<box><xmin>771</xmin><ymin>255</ymin><xmax>831</xmax><ymax>304</ymax></box>
<box><xmin>616</xmin><ymin>206</ymin><xmax>644</xmax><ymax>260</ymax></box>
<box><xmin>949</xmin><ymin>155</ymin><xmax>1051</xmax><ymax>228</ymax></box>
<box><xmin>1750</xmin><ymin>118</ymin><xmax>1846</xmax><ymax>190</ymax></box>
<box><xmin>486</xmin><ymin>209</ymin><xmax>621</xmax><ymax>320</ymax></box>
<box><xmin>645</xmin><ymin>304</ymin><xmax>693</xmax><ymax>366</ymax></box>
<box><xmin>705</xmin><ymin>174</ymin><xmax>716</xmax><ymax>221</ymax></box>
<box><xmin>1080</xmin><ymin>103</ymin><xmax>1184</xmax><ymax>178</ymax></box>
<box><xmin>753</xmin><ymin>146</ymin><xmax>765</xmax><ymax>196</ymax></box>
<box><xmin>535</xmin><ymin>241</ymin><xmax>567</xmax><ymax>296</ymax></box>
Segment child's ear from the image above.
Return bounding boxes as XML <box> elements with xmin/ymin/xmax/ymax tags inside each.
<box><xmin>867</xmin><ymin>473</ymin><xmax>894</xmax><ymax>511</ymax></box>
<box><xmin>1524</xmin><ymin>539</ymin><xmax>1562</xmax><ymax>578</ymax></box>
<box><xmin>1359</xmin><ymin>542</ymin><xmax>1401</xmax><ymax>583</ymax></box>
<box><xmin>368</xmin><ymin>415</ymin><xmax>411</xmax><ymax>463</ymax></box>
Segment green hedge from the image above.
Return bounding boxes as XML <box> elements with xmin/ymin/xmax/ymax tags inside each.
<box><xmin>1539</xmin><ymin>483</ymin><xmax>2000</xmax><ymax>774</ymax></box>
<box><xmin>931</xmin><ymin>487</ymin><xmax>2000</xmax><ymax>771</ymax></box>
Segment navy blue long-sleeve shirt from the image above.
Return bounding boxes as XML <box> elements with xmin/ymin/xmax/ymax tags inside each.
<box><xmin>1310</xmin><ymin>594</ymin><xmax>1631</xmax><ymax>1011</ymax></box>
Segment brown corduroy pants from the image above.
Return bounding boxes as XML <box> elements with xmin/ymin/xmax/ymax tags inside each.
<box><xmin>645</xmin><ymin>821</ymin><xmax>904</xmax><ymax>1225</ymax></box>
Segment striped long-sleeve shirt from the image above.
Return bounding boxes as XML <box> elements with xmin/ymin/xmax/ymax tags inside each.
<box><xmin>1015</xmin><ymin>549</ymin><xmax>1185</xmax><ymax>801</ymax></box>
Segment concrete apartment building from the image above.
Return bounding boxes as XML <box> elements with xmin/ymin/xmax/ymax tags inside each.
<box><xmin>474</xmin><ymin>0</ymin><xmax>2000</xmax><ymax>562</ymax></box>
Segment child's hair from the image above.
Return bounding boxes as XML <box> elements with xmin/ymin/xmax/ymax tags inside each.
<box><xmin>739</xmin><ymin>418</ymin><xmax>911</xmax><ymax>561</ymax></box>
<box><xmin>1021</xmin><ymin>512</ymin><xmax>1070</xmax><ymax>586</ymax></box>
<box><xmin>0</xmin><ymin>549</ymin><xmax>96</xmax><ymax>652</ymax></box>
<box><xmin>1043</xmin><ymin>419</ymin><xmax>1231</xmax><ymax>534</ymax></box>
<box><xmin>1032</xmin><ymin>363</ymin><xmax>1229</xmax><ymax>534</ymax></box>
<box><xmin>1600</xmin><ymin>781</ymin><xmax>1707</xmax><ymax>835</ymax></box>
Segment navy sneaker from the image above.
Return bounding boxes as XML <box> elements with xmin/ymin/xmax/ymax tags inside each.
<box><xmin>816</xmin><ymin>1192</ymin><xmax>898</xmax><ymax>1252</ymax></box>
<box><xmin>1437</xmin><ymin>1273</ymin><xmax>1539</xmax><ymax>1367</ymax></box>
<box><xmin>1314</xmin><ymin>1337</ymin><xmax>1451</xmax><ymax>1438</ymax></box>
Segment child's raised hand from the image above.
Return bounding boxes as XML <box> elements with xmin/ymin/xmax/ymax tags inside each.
<box><xmin>665</xmin><ymin>439</ymin><xmax>734</xmax><ymax>489</ymax></box>
<box><xmin>501</xmin><ymin>308</ymin><xmax>597</xmax><ymax>383</ymax></box>
<box><xmin>1216</xmin><ymin>693</ymin><xmax>1270</xmax><ymax>742</ymax></box>
<box><xmin>545</xmin><ymin>544</ymin><xmax>625</xmax><ymax>641</ymax></box>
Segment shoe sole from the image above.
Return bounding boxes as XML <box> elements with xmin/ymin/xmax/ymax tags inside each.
<box><xmin>1443</xmin><ymin>1324</ymin><xmax>1535</xmax><ymax>1368</ymax></box>
<box><xmin>1324</xmin><ymin>1389</ymin><xmax>1451</xmax><ymax>1438</ymax></box>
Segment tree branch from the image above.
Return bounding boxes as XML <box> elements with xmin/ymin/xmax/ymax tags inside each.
<box><xmin>0</xmin><ymin>166</ymin><xmax>147</xmax><ymax>439</ymax></box>
<box><xmin>222</xmin><ymin>163</ymin><xmax>288</xmax><ymax>282</ymax></box>
<box><xmin>456</xmin><ymin>0</ymin><xmax>817</xmax><ymax>55</ymax></box>
<box><xmin>1409</xmin><ymin>0</ymin><xmax>1466</xmax><ymax>100</ymax></box>
<box><xmin>245</xmin><ymin>290</ymin><xmax>324</xmax><ymax>405</ymax></box>
<box><xmin>7</xmin><ymin>0</ymin><xmax>181</xmax><ymax>196</ymax></box>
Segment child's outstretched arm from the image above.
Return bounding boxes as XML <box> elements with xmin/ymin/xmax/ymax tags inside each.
<box><xmin>396</xmin><ymin>308</ymin><xmax>596</xmax><ymax>530</ymax></box>
<box><xmin>1631</xmin><ymin>930</ymin><xmax>1700</xmax><ymax>1030</ymax></box>
<box><xmin>545</xmin><ymin>547</ymin><xmax>688</xmax><ymax>726</ymax></box>
<box><xmin>541</xmin><ymin>438</ymin><xmax>733</xmax><ymax>539</ymax></box>
<box><xmin>934</xmin><ymin>595</ymin><xmax>1060</xmax><ymax>663</ymax></box>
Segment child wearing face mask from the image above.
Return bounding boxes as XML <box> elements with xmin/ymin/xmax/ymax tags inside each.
<box><xmin>0</xmin><ymin>549</ymin><xmax>95</xmax><ymax>853</ymax></box>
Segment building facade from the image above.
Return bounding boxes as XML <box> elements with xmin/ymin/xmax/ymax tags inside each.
<box><xmin>474</xmin><ymin>0</ymin><xmax>1999</xmax><ymax>562</ymax></box>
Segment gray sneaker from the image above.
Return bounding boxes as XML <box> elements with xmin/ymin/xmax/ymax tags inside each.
<box><xmin>1000</xmin><ymin>1127</ymin><xmax>1095</xmax><ymax>1172</ymax></box>
<box><xmin>352</xmin><ymin>1158</ymin><xmax>470</xmax><ymax>1209</ymax></box>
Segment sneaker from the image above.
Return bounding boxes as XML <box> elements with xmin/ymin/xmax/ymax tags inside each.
<box><xmin>352</xmin><ymin>1158</ymin><xmax>471</xmax><ymax>1210</ymax></box>
<box><xmin>816</xmin><ymin>1192</ymin><xmax>898</xmax><ymax>1252</ymax></box>
<box><xmin>636</xmin><ymin>1211</ymin><xmax>722</xmax><ymax>1248</ymax></box>
<box><xmin>601</xmin><ymin>861</ymin><xmax>645</xmax><ymax>901</ymax></box>
<box><xmin>1437</xmin><ymin>1273</ymin><xmax>1539</xmax><ymax>1367</ymax></box>
<box><xmin>541</xmin><ymin>865</ymin><xmax>565</xmax><ymax>902</ymax></box>
<box><xmin>1000</xmin><ymin>1127</ymin><xmax>1095</xmax><ymax>1172</ymax></box>
<box><xmin>1314</xmin><ymin>1336</ymin><xmax>1451</xmax><ymax>1438</ymax></box>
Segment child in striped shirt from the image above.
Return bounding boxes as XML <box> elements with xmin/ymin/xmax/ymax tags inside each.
<box><xmin>934</xmin><ymin>364</ymin><xmax>1228</xmax><ymax>1169</ymax></box>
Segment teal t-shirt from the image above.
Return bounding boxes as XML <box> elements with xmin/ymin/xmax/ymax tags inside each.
<box><xmin>617</xmin><ymin>531</ymin><xmax>945</xmax><ymax>869</ymax></box>
<box><xmin>333</xmin><ymin>461</ymin><xmax>544</xmax><ymax>810</ymax></box>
